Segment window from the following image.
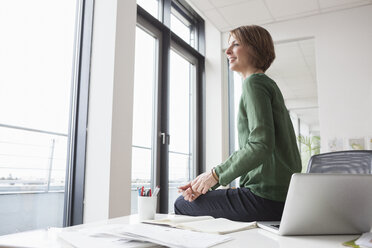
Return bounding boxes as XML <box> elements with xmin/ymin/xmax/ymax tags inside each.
<box><xmin>0</xmin><ymin>0</ymin><xmax>92</xmax><ymax>234</ymax></box>
<box><xmin>227</xmin><ymin>69</ymin><xmax>243</xmax><ymax>187</ymax></box>
<box><xmin>171</xmin><ymin>14</ymin><xmax>190</xmax><ymax>43</ymax></box>
<box><xmin>168</xmin><ymin>49</ymin><xmax>197</xmax><ymax>212</ymax></box>
<box><xmin>231</xmin><ymin>71</ymin><xmax>243</xmax><ymax>152</ymax></box>
<box><xmin>137</xmin><ymin>0</ymin><xmax>159</xmax><ymax>19</ymax></box>
<box><xmin>171</xmin><ymin>12</ymin><xmax>194</xmax><ymax>47</ymax></box>
<box><xmin>170</xmin><ymin>2</ymin><xmax>199</xmax><ymax>49</ymax></box>
<box><xmin>228</xmin><ymin>68</ymin><xmax>244</xmax><ymax>153</ymax></box>
<box><xmin>132</xmin><ymin>1</ymin><xmax>204</xmax><ymax>213</ymax></box>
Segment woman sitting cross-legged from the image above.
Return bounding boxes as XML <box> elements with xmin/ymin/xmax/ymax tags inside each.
<box><xmin>174</xmin><ymin>25</ymin><xmax>301</xmax><ymax>222</ymax></box>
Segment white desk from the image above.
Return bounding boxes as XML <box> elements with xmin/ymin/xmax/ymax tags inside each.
<box><xmin>0</xmin><ymin>214</ymin><xmax>359</xmax><ymax>248</ymax></box>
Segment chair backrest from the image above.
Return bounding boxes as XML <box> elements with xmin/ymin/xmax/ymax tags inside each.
<box><xmin>307</xmin><ymin>150</ymin><xmax>372</xmax><ymax>174</ymax></box>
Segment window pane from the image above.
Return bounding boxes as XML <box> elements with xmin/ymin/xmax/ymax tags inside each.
<box><xmin>0</xmin><ymin>0</ymin><xmax>76</xmax><ymax>235</ymax></box>
<box><xmin>137</xmin><ymin>0</ymin><xmax>159</xmax><ymax>19</ymax></box>
<box><xmin>131</xmin><ymin>147</ymin><xmax>152</xmax><ymax>213</ymax></box>
<box><xmin>171</xmin><ymin>13</ymin><xmax>194</xmax><ymax>47</ymax></box>
<box><xmin>233</xmin><ymin>72</ymin><xmax>243</xmax><ymax>151</ymax></box>
<box><xmin>131</xmin><ymin>27</ymin><xmax>157</xmax><ymax>213</ymax></box>
<box><xmin>228</xmin><ymin>71</ymin><xmax>243</xmax><ymax>187</ymax></box>
<box><xmin>168</xmin><ymin>50</ymin><xmax>194</xmax><ymax>212</ymax></box>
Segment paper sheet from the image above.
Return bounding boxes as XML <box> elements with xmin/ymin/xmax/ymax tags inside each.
<box><xmin>59</xmin><ymin>223</ymin><xmax>233</xmax><ymax>248</ymax></box>
<box><xmin>59</xmin><ymin>224</ymin><xmax>159</xmax><ymax>248</ymax></box>
<box><xmin>175</xmin><ymin>218</ymin><xmax>257</xmax><ymax>234</ymax></box>
<box><xmin>144</xmin><ymin>215</ymin><xmax>213</xmax><ymax>225</ymax></box>
<box><xmin>110</xmin><ymin>223</ymin><xmax>233</xmax><ymax>248</ymax></box>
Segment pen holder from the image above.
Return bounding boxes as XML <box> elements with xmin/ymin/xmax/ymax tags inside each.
<box><xmin>138</xmin><ymin>196</ymin><xmax>157</xmax><ymax>221</ymax></box>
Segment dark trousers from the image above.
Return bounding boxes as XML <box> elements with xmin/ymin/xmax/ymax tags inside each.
<box><xmin>174</xmin><ymin>187</ymin><xmax>284</xmax><ymax>222</ymax></box>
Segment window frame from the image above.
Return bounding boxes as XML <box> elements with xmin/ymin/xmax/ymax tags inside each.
<box><xmin>136</xmin><ymin>0</ymin><xmax>205</xmax><ymax>213</ymax></box>
<box><xmin>63</xmin><ymin>0</ymin><xmax>94</xmax><ymax>226</ymax></box>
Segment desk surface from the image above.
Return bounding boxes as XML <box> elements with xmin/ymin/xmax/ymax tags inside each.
<box><xmin>0</xmin><ymin>214</ymin><xmax>359</xmax><ymax>248</ymax></box>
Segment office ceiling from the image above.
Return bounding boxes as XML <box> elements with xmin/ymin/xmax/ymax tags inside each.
<box><xmin>187</xmin><ymin>0</ymin><xmax>372</xmax><ymax>32</ymax></box>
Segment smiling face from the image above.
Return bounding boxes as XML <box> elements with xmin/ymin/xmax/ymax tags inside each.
<box><xmin>225</xmin><ymin>36</ymin><xmax>255</xmax><ymax>75</ymax></box>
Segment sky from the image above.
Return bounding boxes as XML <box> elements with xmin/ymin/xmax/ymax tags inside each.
<box><xmin>0</xmin><ymin>0</ymin><xmax>76</xmax><ymax>181</ymax></box>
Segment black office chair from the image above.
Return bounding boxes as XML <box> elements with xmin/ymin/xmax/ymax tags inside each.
<box><xmin>307</xmin><ymin>150</ymin><xmax>372</xmax><ymax>174</ymax></box>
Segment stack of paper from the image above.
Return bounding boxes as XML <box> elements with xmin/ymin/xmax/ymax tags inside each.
<box><xmin>58</xmin><ymin>223</ymin><xmax>233</xmax><ymax>248</ymax></box>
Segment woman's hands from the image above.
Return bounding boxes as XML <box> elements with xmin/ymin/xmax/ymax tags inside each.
<box><xmin>191</xmin><ymin>171</ymin><xmax>218</xmax><ymax>194</ymax></box>
<box><xmin>178</xmin><ymin>182</ymin><xmax>201</xmax><ymax>202</ymax></box>
<box><xmin>178</xmin><ymin>171</ymin><xmax>218</xmax><ymax>202</ymax></box>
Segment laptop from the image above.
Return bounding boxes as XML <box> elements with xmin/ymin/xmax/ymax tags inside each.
<box><xmin>257</xmin><ymin>173</ymin><xmax>372</xmax><ymax>235</ymax></box>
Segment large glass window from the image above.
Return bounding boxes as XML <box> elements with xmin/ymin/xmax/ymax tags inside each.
<box><xmin>0</xmin><ymin>0</ymin><xmax>79</xmax><ymax>235</ymax></box>
<box><xmin>134</xmin><ymin>1</ymin><xmax>204</xmax><ymax>213</ymax></box>
<box><xmin>131</xmin><ymin>26</ymin><xmax>158</xmax><ymax>213</ymax></box>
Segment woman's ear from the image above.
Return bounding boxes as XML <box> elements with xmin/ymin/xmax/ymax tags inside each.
<box><xmin>245</xmin><ymin>45</ymin><xmax>259</xmax><ymax>69</ymax></box>
<box><xmin>242</xmin><ymin>46</ymin><xmax>253</xmax><ymax>67</ymax></box>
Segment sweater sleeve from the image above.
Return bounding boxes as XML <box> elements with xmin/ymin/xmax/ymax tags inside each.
<box><xmin>215</xmin><ymin>77</ymin><xmax>275</xmax><ymax>186</ymax></box>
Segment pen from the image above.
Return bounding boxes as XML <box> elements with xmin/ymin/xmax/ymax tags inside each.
<box><xmin>152</xmin><ymin>186</ymin><xmax>160</xmax><ymax>197</ymax></box>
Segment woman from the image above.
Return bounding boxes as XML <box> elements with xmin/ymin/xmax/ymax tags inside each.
<box><xmin>174</xmin><ymin>25</ymin><xmax>301</xmax><ymax>222</ymax></box>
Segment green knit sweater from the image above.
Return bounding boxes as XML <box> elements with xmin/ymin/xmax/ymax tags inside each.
<box><xmin>214</xmin><ymin>73</ymin><xmax>301</xmax><ymax>202</ymax></box>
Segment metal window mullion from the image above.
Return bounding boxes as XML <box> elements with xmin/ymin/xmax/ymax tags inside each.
<box><xmin>63</xmin><ymin>0</ymin><xmax>94</xmax><ymax>227</ymax></box>
<box><xmin>158</xmin><ymin>28</ymin><xmax>171</xmax><ymax>214</ymax></box>
<box><xmin>150</xmin><ymin>26</ymin><xmax>162</xmax><ymax>197</ymax></box>
<box><xmin>197</xmin><ymin>58</ymin><xmax>206</xmax><ymax>176</ymax></box>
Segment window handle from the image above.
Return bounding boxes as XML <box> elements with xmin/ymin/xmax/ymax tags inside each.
<box><xmin>160</xmin><ymin>133</ymin><xmax>170</xmax><ymax>145</ymax></box>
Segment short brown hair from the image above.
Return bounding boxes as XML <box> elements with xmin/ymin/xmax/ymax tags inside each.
<box><xmin>229</xmin><ymin>25</ymin><xmax>275</xmax><ymax>72</ymax></box>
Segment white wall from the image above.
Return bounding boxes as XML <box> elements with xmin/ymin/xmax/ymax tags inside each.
<box><xmin>205</xmin><ymin>21</ymin><xmax>228</xmax><ymax>171</ymax></box>
<box><xmin>84</xmin><ymin>0</ymin><xmax>136</xmax><ymax>222</ymax></box>
<box><xmin>222</xmin><ymin>5</ymin><xmax>372</xmax><ymax>152</ymax></box>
